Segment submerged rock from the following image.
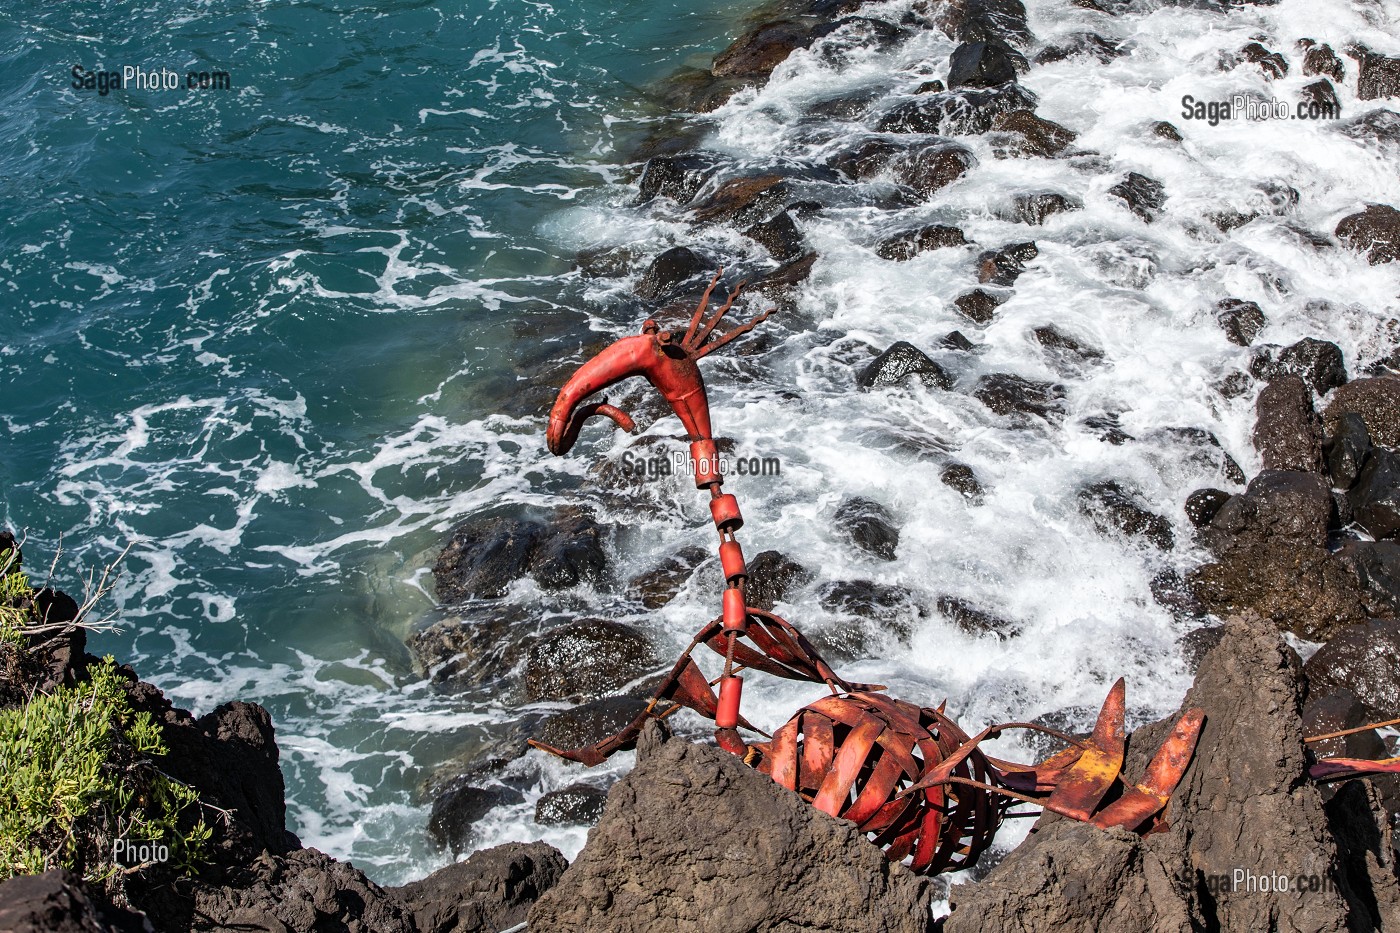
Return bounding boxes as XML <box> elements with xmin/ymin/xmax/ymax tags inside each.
<box><xmin>973</xmin><ymin>373</ymin><xmax>1065</xmax><ymax>420</ymax></box>
<box><xmin>1108</xmin><ymin>172</ymin><xmax>1166</xmax><ymax>222</ymax></box>
<box><xmin>433</xmin><ymin>508</ymin><xmax>610</xmax><ymax>603</ymax></box>
<box><xmin>1336</xmin><ymin>204</ymin><xmax>1400</xmax><ymax>264</ymax></box>
<box><xmin>941</xmin><ymin>462</ymin><xmax>986</xmax><ymax>502</ymax></box>
<box><xmin>1006</xmin><ymin>191</ymin><xmax>1080</xmax><ymax>224</ymax></box>
<box><xmin>833</xmin><ymin>496</ymin><xmax>901</xmax><ymax>561</ymax></box>
<box><xmin>877</xmin><ymin>84</ymin><xmax>1038</xmax><ymax>135</ymax></box>
<box><xmin>953</xmin><ymin>287</ymin><xmax>1006</xmax><ymax>323</ymax></box>
<box><xmin>745</xmin><ymin>550</ymin><xmax>814</xmax><ymax>611</ymax></box>
<box><xmin>876</xmin><ymin>223</ymin><xmax>967</xmax><ymax>260</ymax></box>
<box><xmin>890</xmin><ymin>143</ymin><xmax>976</xmax><ymax>197</ymax></box>
<box><xmin>637</xmin><ymin>154</ymin><xmax>719</xmax><ymax>205</ymax></box>
<box><xmin>528</xmin><ymin>723</ymin><xmax>934</xmax><ymax>932</ymax></box>
<box><xmin>1078</xmin><ymin>480</ymin><xmax>1174</xmax><ymax>550</ymax></box>
<box><xmin>522</xmin><ymin>619</ymin><xmax>659</xmax><ymax>702</ymax></box>
<box><xmin>976</xmin><ymin>241</ymin><xmax>1038</xmax><ymax>285</ymax></box>
<box><xmin>988</xmin><ymin>109</ymin><xmax>1076</xmax><ymax>157</ymax></box>
<box><xmin>858</xmin><ymin>341</ymin><xmax>952</xmax><ymax>391</ymax></box>
<box><xmin>635</xmin><ymin>246</ymin><xmax>712</xmax><ymax>302</ymax></box>
<box><xmin>1215</xmin><ymin>296</ymin><xmax>1265</xmax><ymax>346</ymax></box>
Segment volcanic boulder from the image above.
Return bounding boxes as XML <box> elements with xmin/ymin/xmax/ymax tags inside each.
<box><xmin>528</xmin><ymin>723</ymin><xmax>934</xmax><ymax>932</ymax></box>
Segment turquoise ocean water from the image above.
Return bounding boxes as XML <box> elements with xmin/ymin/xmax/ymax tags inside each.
<box><xmin>1</xmin><ymin>0</ymin><xmax>744</xmax><ymax>883</ymax></box>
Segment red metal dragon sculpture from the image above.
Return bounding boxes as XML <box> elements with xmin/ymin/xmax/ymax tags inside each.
<box><xmin>529</xmin><ymin>272</ymin><xmax>1400</xmax><ymax>874</ymax></box>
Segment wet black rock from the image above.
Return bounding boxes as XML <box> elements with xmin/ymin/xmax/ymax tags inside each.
<box><xmin>1337</xmin><ymin>204</ymin><xmax>1400</xmax><ymax>264</ymax></box>
<box><xmin>876</xmin><ymin>224</ymin><xmax>967</xmax><ymax>260</ymax></box>
<box><xmin>1236</xmin><ymin>42</ymin><xmax>1288</xmax><ymax>79</ymax></box>
<box><xmin>429</xmin><ymin>783</ymin><xmax>526</xmax><ymax>854</ymax></box>
<box><xmin>1348</xmin><ymin>447</ymin><xmax>1400</xmax><ymax>539</ymax></box>
<box><xmin>533</xmin><ymin>696</ymin><xmax>651</xmax><ymax>753</ymax></box>
<box><xmin>434</xmin><ymin>509</ymin><xmax>611</xmax><ymax>603</ymax></box>
<box><xmin>876</xmin><ymin>84</ymin><xmax>1038</xmax><ymax>136</ymax></box>
<box><xmin>1108</xmin><ymin>172</ymin><xmax>1166</xmax><ymax>222</ymax></box>
<box><xmin>1033</xmin><ymin>32</ymin><xmax>1121</xmax><ymax>65</ymax></box>
<box><xmin>654</xmin><ymin>69</ymin><xmax>752</xmax><ymax>115</ymax></box>
<box><xmin>1340</xmin><ymin>541</ymin><xmax>1400</xmax><ymax>617</ymax></box>
<box><xmin>1079</xmin><ymin>480</ymin><xmax>1174</xmax><ymax>550</ymax></box>
<box><xmin>937</xmin><ymin>595</ymin><xmax>1020</xmax><ymax>639</ymax></box>
<box><xmin>1215</xmin><ymin>297</ymin><xmax>1265</xmax><ymax>346</ymax></box>
<box><xmin>1178</xmin><ymin>623</ymin><xmax>1224</xmax><ymax>669</ymax></box>
<box><xmin>408</xmin><ymin>605</ymin><xmax>535</xmax><ymax>693</ymax></box>
<box><xmin>833</xmin><ymin>496</ymin><xmax>901</xmax><ymax>561</ymax></box>
<box><xmin>924</xmin><ymin>0</ymin><xmax>1033</xmax><ymax>46</ymax></box>
<box><xmin>987</xmin><ymin>109</ymin><xmax>1076</xmax><ymax>156</ymax></box>
<box><xmin>635</xmin><ymin>246</ymin><xmax>711</xmax><ymax>302</ymax></box>
<box><xmin>828</xmin><ymin>137</ymin><xmax>905</xmax><ymax>180</ymax></box>
<box><xmin>1205</xmin><ymin>470</ymin><xmax>1332</xmax><ymax>550</ymax></box>
<box><xmin>434</xmin><ymin>514</ymin><xmax>540</xmax><ymax>602</ymax></box>
<box><xmin>743</xmin><ymin>211</ymin><xmax>805</xmax><ymax>262</ymax></box>
<box><xmin>947</xmin><ymin>38</ymin><xmax>1027</xmax><ymax>88</ymax></box>
<box><xmin>973</xmin><ymin>373</ymin><xmax>1065</xmax><ymax>420</ymax></box>
<box><xmin>752</xmin><ymin>251</ymin><xmax>819</xmax><ymax>301</ymax></box>
<box><xmin>1327</xmin><ymin>412</ymin><xmax>1372</xmax><ymax>489</ymax></box>
<box><xmin>857</xmin><ymin>341</ymin><xmax>952</xmax><ymax>391</ymax></box>
<box><xmin>890</xmin><ymin>143</ymin><xmax>976</xmax><ymax>197</ymax></box>
<box><xmin>1006</xmin><ymin>191</ymin><xmax>1080</xmax><ymax>224</ymax></box>
<box><xmin>1082</xmin><ymin>413</ymin><xmax>1132</xmax><ymax>445</ymax></box>
<box><xmin>1152</xmin><ymin>120</ymin><xmax>1183</xmax><ymax>141</ymax></box>
<box><xmin>1185</xmin><ymin>488</ymin><xmax>1230</xmax><ymax>527</ymax></box>
<box><xmin>1254</xmin><ymin>374</ymin><xmax>1324</xmax><ymax>474</ymax></box>
<box><xmin>637</xmin><ymin>154</ymin><xmax>718</xmax><ymax>205</ymax></box>
<box><xmin>1033</xmin><ymin>324</ymin><xmax>1102</xmax><ymax>364</ymax></box>
<box><xmin>1324</xmin><ymin>377</ymin><xmax>1400</xmax><ymax>447</ymax></box>
<box><xmin>1300</xmin><ymin>79</ymin><xmax>1341</xmax><ymax>116</ymax></box>
<box><xmin>745</xmin><ymin>550</ymin><xmax>814</xmax><ymax>611</ymax></box>
<box><xmin>628</xmin><ymin>545</ymin><xmax>708</xmax><ymax>610</ymax></box>
<box><xmin>1356</xmin><ymin>50</ymin><xmax>1400</xmax><ymax>101</ymax></box>
<box><xmin>689</xmin><ymin>174</ymin><xmax>799</xmax><ymax>226</ymax></box>
<box><xmin>711</xmin><ymin>20</ymin><xmax>814</xmax><ymax>79</ymax></box>
<box><xmin>1304</xmin><ymin>619</ymin><xmax>1400</xmax><ymax>721</ymax></box>
<box><xmin>976</xmin><ymin>241</ymin><xmax>1038</xmax><ymax>285</ymax></box>
<box><xmin>1301</xmin><ymin>41</ymin><xmax>1346</xmax><ymax>81</ymax></box>
<box><xmin>536</xmin><ymin>784</ymin><xmax>609</xmax><ymax>827</ymax></box>
<box><xmin>941</xmin><ymin>462</ymin><xmax>986</xmax><ymax>502</ymax></box>
<box><xmin>1302</xmin><ymin>689</ymin><xmax>1387</xmax><ymax>761</ymax></box>
<box><xmin>818</xmin><ymin>580</ymin><xmax>924</xmax><ymax>633</ymax></box>
<box><xmin>1251</xmin><ymin>338</ymin><xmax>1348</xmax><ymax>395</ymax></box>
<box><xmin>941</xmin><ymin>330</ymin><xmax>977</xmax><ymax>351</ymax></box>
<box><xmin>1188</xmin><ymin>540</ymin><xmax>1365</xmax><ymax>642</ymax></box>
<box><xmin>522</xmin><ymin>619</ymin><xmax>659</xmax><ymax>702</ymax></box>
<box><xmin>953</xmin><ymin>288</ymin><xmax>1006</xmax><ymax>323</ymax></box>
<box><xmin>393</xmin><ymin>842</ymin><xmax>568</xmax><ymax>933</ymax></box>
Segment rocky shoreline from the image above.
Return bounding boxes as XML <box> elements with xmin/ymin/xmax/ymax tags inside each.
<box><xmin>6</xmin><ymin>0</ymin><xmax>1400</xmax><ymax>929</ymax></box>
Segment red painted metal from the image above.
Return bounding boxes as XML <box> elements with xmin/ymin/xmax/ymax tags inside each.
<box><xmin>527</xmin><ymin>271</ymin><xmax>1400</xmax><ymax>878</ymax></box>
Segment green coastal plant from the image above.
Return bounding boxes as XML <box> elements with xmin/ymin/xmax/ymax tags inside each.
<box><xmin>0</xmin><ymin>542</ymin><xmax>210</xmax><ymax>895</ymax></box>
